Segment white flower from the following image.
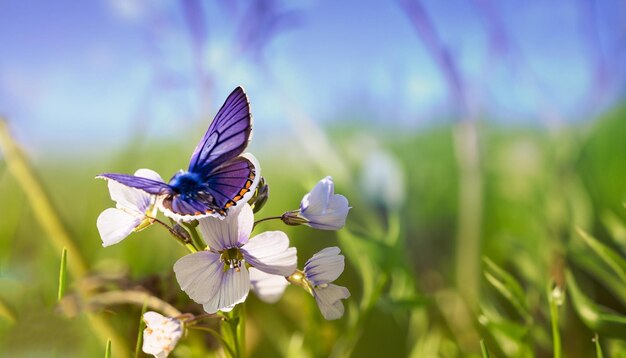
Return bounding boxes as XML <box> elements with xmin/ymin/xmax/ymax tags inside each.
<box><xmin>174</xmin><ymin>204</ymin><xmax>297</xmax><ymax>313</ymax></box>
<box><xmin>304</xmin><ymin>247</ymin><xmax>350</xmax><ymax>320</ymax></box>
<box><xmin>296</xmin><ymin>176</ymin><xmax>350</xmax><ymax>230</ymax></box>
<box><xmin>359</xmin><ymin>150</ymin><xmax>405</xmax><ymax>210</ymax></box>
<box><xmin>96</xmin><ymin>169</ymin><xmax>164</xmax><ymax>247</ymax></box>
<box><xmin>142</xmin><ymin>311</ymin><xmax>183</xmax><ymax>358</ymax></box>
<box><xmin>249</xmin><ymin>268</ymin><xmax>289</xmax><ymax>304</ymax></box>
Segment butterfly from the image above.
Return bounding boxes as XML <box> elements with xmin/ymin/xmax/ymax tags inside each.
<box><xmin>98</xmin><ymin>86</ymin><xmax>260</xmax><ymax>221</ymax></box>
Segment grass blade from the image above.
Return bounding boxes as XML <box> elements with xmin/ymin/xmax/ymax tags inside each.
<box><xmin>594</xmin><ymin>334</ymin><xmax>603</xmax><ymax>358</ymax></box>
<box><xmin>104</xmin><ymin>339</ymin><xmax>112</xmax><ymax>358</ymax></box>
<box><xmin>57</xmin><ymin>247</ymin><xmax>67</xmax><ymax>302</ymax></box>
<box><xmin>570</xmin><ymin>251</ymin><xmax>626</xmax><ymax>305</ymax></box>
<box><xmin>483</xmin><ymin>257</ymin><xmax>531</xmax><ymax>322</ymax></box>
<box><xmin>480</xmin><ymin>339</ymin><xmax>491</xmax><ymax>358</ymax></box>
<box><xmin>0</xmin><ymin>119</ymin><xmax>129</xmax><ymax>357</ymax></box>
<box><xmin>134</xmin><ymin>301</ymin><xmax>149</xmax><ymax>358</ymax></box>
<box><xmin>0</xmin><ymin>298</ymin><xmax>16</xmax><ymax>325</ymax></box>
<box><xmin>548</xmin><ymin>284</ymin><xmax>562</xmax><ymax>358</ymax></box>
<box><xmin>567</xmin><ymin>270</ymin><xmax>626</xmax><ymax>339</ymax></box>
<box><xmin>601</xmin><ymin>211</ymin><xmax>626</xmax><ymax>249</ymax></box>
<box><xmin>576</xmin><ymin>227</ymin><xmax>626</xmax><ymax>283</ymax></box>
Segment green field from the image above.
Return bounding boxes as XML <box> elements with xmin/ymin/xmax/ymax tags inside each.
<box><xmin>1</xmin><ymin>106</ymin><xmax>626</xmax><ymax>357</ymax></box>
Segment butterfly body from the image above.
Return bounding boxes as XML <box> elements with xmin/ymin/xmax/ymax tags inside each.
<box><xmin>98</xmin><ymin>87</ymin><xmax>260</xmax><ymax>221</ymax></box>
<box><xmin>168</xmin><ymin>171</ymin><xmax>205</xmax><ymax>197</ymax></box>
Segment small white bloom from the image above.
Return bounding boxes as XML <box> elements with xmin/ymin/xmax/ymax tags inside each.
<box><xmin>174</xmin><ymin>204</ymin><xmax>297</xmax><ymax>313</ymax></box>
<box><xmin>360</xmin><ymin>150</ymin><xmax>405</xmax><ymax>210</ymax></box>
<box><xmin>304</xmin><ymin>247</ymin><xmax>350</xmax><ymax>320</ymax></box>
<box><xmin>96</xmin><ymin>169</ymin><xmax>164</xmax><ymax>247</ymax></box>
<box><xmin>142</xmin><ymin>311</ymin><xmax>183</xmax><ymax>358</ymax></box>
<box><xmin>297</xmin><ymin>176</ymin><xmax>350</xmax><ymax>230</ymax></box>
<box><xmin>249</xmin><ymin>268</ymin><xmax>289</xmax><ymax>303</ymax></box>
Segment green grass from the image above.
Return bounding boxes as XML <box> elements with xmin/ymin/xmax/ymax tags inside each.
<box><xmin>1</xmin><ymin>105</ymin><xmax>626</xmax><ymax>357</ymax></box>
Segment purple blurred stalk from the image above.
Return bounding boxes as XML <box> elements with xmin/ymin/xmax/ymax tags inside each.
<box><xmin>399</xmin><ymin>0</ymin><xmax>483</xmax><ymax>318</ymax></box>
<box><xmin>180</xmin><ymin>0</ymin><xmax>213</xmax><ymax>109</ymax></box>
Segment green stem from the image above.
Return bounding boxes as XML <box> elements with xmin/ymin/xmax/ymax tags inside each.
<box><xmin>151</xmin><ymin>217</ymin><xmax>197</xmax><ymax>253</ymax></box>
<box><xmin>480</xmin><ymin>339</ymin><xmax>491</xmax><ymax>358</ymax></box>
<box><xmin>253</xmin><ymin>216</ymin><xmax>283</xmax><ymax>229</ymax></box>
<box><xmin>184</xmin><ymin>222</ymin><xmax>206</xmax><ymax>251</ymax></box>
<box><xmin>57</xmin><ymin>247</ymin><xmax>68</xmax><ymax>302</ymax></box>
<box><xmin>185</xmin><ymin>312</ymin><xmax>219</xmax><ymax>324</ymax></box>
<box><xmin>221</xmin><ymin>306</ymin><xmax>245</xmax><ymax>358</ymax></box>
<box><xmin>104</xmin><ymin>339</ymin><xmax>112</xmax><ymax>358</ymax></box>
<box><xmin>237</xmin><ymin>304</ymin><xmax>246</xmax><ymax>356</ymax></box>
<box><xmin>548</xmin><ymin>284</ymin><xmax>562</xmax><ymax>358</ymax></box>
<box><xmin>134</xmin><ymin>301</ymin><xmax>149</xmax><ymax>358</ymax></box>
<box><xmin>595</xmin><ymin>334</ymin><xmax>603</xmax><ymax>358</ymax></box>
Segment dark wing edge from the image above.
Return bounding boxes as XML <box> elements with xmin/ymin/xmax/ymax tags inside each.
<box><xmin>205</xmin><ymin>153</ymin><xmax>261</xmax><ymax>214</ymax></box>
<box><xmin>97</xmin><ymin>173</ymin><xmax>173</xmax><ymax>195</ymax></box>
<box><xmin>188</xmin><ymin>86</ymin><xmax>253</xmax><ymax>174</ymax></box>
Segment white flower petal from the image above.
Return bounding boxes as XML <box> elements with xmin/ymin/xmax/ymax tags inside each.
<box><xmin>303</xmin><ymin>196</ymin><xmax>349</xmax><ymax>230</ymax></box>
<box><xmin>236</xmin><ymin>204</ymin><xmax>254</xmax><ymax>244</ymax></box>
<box><xmin>313</xmin><ymin>284</ymin><xmax>350</xmax><ymax>320</ymax></box>
<box><xmin>197</xmin><ymin>204</ymin><xmax>253</xmax><ymax>250</ymax></box>
<box><xmin>108</xmin><ymin>168</ymin><xmax>162</xmax><ymax>212</ymax></box>
<box><xmin>143</xmin><ymin>311</ymin><xmax>168</xmax><ymax>326</ymax></box>
<box><xmin>201</xmin><ymin>266</ymin><xmax>250</xmax><ymax>313</ymax></box>
<box><xmin>96</xmin><ymin>208</ymin><xmax>142</xmax><ymax>247</ymax></box>
<box><xmin>299</xmin><ymin>177</ymin><xmax>350</xmax><ymax>230</ymax></box>
<box><xmin>300</xmin><ymin>176</ymin><xmax>333</xmax><ymax>214</ymax></box>
<box><xmin>173</xmin><ymin>251</ymin><xmax>223</xmax><ymax>304</ymax></box>
<box><xmin>241</xmin><ymin>231</ymin><xmax>297</xmax><ymax>276</ymax></box>
<box><xmin>142</xmin><ymin>311</ymin><xmax>183</xmax><ymax>358</ymax></box>
<box><xmin>249</xmin><ymin>268</ymin><xmax>289</xmax><ymax>303</ymax></box>
<box><xmin>304</xmin><ymin>247</ymin><xmax>345</xmax><ymax>286</ymax></box>
<box><xmin>134</xmin><ymin>168</ymin><xmax>165</xmax><ymax>183</ymax></box>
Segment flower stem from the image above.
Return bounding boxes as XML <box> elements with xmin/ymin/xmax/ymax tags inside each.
<box><xmin>237</xmin><ymin>305</ymin><xmax>246</xmax><ymax>356</ymax></box>
<box><xmin>184</xmin><ymin>312</ymin><xmax>219</xmax><ymax>324</ymax></box>
<box><xmin>548</xmin><ymin>283</ymin><xmax>562</xmax><ymax>358</ymax></box>
<box><xmin>133</xmin><ymin>300</ymin><xmax>149</xmax><ymax>358</ymax></box>
<box><xmin>253</xmin><ymin>215</ymin><xmax>283</xmax><ymax>229</ymax></box>
<box><xmin>184</xmin><ymin>222</ymin><xmax>206</xmax><ymax>251</ymax></box>
<box><xmin>220</xmin><ymin>306</ymin><xmax>245</xmax><ymax>358</ymax></box>
<box><xmin>150</xmin><ymin>217</ymin><xmax>198</xmax><ymax>253</ymax></box>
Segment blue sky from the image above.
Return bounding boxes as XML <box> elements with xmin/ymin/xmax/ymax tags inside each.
<box><xmin>0</xmin><ymin>0</ymin><xmax>624</xmax><ymax>154</ymax></box>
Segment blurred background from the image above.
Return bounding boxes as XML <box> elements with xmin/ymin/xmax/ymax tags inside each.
<box><xmin>1</xmin><ymin>0</ymin><xmax>626</xmax><ymax>357</ymax></box>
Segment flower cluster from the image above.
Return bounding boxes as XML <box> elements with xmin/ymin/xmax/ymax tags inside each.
<box><xmin>97</xmin><ymin>87</ymin><xmax>351</xmax><ymax>357</ymax></box>
<box><xmin>98</xmin><ymin>174</ymin><xmax>350</xmax><ymax>356</ymax></box>
<box><xmin>97</xmin><ymin>88</ymin><xmax>351</xmax><ymax>357</ymax></box>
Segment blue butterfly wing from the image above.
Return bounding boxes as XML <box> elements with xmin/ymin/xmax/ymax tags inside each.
<box><xmin>98</xmin><ymin>173</ymin><xmax>174</xmax><ymax>195</ymax></box>
<box><xmin>160</xmin><ymin>155</ymin><xmax>259</xmax><ymax>220</ymax></box>
<box><xmin>188</xmin><ymin>86</ymin><xmax>252</xmax><ymax>177</ymax></box>
<box><xmin>161</xmin><ymin>192</ymin><xmax>217</xmax><ymax>216</ymax></box>
<box><xmin>204</xmin><ymin>154</ymin><xmax>260</xmax><ymax>211</ymax></box>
